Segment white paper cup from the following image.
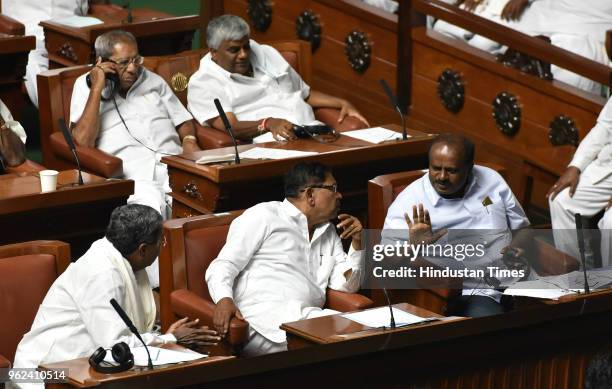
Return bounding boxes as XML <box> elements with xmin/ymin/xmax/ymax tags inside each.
<box><xmin>39</xmin><ymin>170</ymin><xmax>59</xmax><ymax>193</ymax></box>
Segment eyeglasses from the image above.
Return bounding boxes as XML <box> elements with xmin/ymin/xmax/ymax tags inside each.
<box><xmin>107</xmin><ymin>55</ymin><xmax>144</xmax><ymax>68</ymax></box>
<box><xmin>301</xmin><ymin>183</ymin><xmax>339</xmax><ymax>193</ymax></box>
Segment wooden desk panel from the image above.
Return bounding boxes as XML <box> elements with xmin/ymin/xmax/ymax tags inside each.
<box><xmin>0</xmin><ymin>33</ymin><xmax>35</xmax><ymax>121</ymax></box>
<box><xmin>41</xmin><ymin>8</ymin><xmax>199</xmax><ymax>68</ymax></box>
<box><xmin>0</xmin><ymin>170</ymin><xmax>133</xmax><ymax>259</ymax></box>
<box><xmin>162</xmin><ymin>126</ymin><xmax>435</xmax><ymax>217</ymax></box>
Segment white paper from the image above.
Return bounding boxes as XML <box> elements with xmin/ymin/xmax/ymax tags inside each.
<box><xmin>132</xmin><ymin>346</ymin><xmax>207</xmax><ymax>366</ymax></box>
<box><xmin>253</xmin><ymin>132</ymin><xmax>276</xmax><ymax>143</ymax></box>
<box><xmin>342</xmin><ymin>307</ymin><xmax>436</xmax><ymax>328</ymax></box>
<box><xmin>51</xmin><ymin>15</ymin><xmax>103</xmax><ymax>28</ymax></box>
<box><xmin>239</xmin><ymin>147</ymin><xmax>318</xmax><ymax>160</ymax></box>
<box><xmin>342</xmin><ymin>127</ymin><xmax>406</xmax><ymax>144</ymax></box>
<box><xmin>195</xmin><ymin>153</ymin><xmax>236</xmax><ymax>165</ymax></box>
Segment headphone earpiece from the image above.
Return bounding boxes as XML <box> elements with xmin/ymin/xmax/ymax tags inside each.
<box><xmin>88</xmin><ymin>342</ymin><xmax>134</xmax><ymax>374</ymax></box>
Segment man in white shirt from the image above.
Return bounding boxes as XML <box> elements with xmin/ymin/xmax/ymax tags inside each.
<box><xmin>71</xmin><ymin>30</ymin><xmax>201</xmax><ymax>286</ymax></box>
<box><xmin>206</xmin><ymin>162</ymin><xmax>365</xmax><ymax>357</ymax></box>
<box><xmin>2</xmin><ymin>0</ymin><xmax>89</xmax><ymax>107</ymax></box>
<box><xmin>12</xmin><ymin>204</ymin><xmax>219</xmax><ymax>387</ymax></box>
<box><xmin>0</xmin><ymin>98</ymin><xmax>27</xmax><ymax>171</ymax></box>
<box><xmin>188</xmin><ymin>15</ymin><xmax>368</xmax><ymax>143</ymax></box>
<box><xmin>548</xmin><ymin>98</ymin><xmax>612</xmax><ymax>266</ymax></box>
<box><xmin>383</xmin><ymin>133</ymin><xmax>530</xmax><ymax>317</ymax></box>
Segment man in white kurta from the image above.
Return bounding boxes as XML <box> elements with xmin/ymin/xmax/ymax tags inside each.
<box><xmin>206</xmin><ymin>163</ymin><xmax>365</xmax><ymax>356</ymax></box>
<box><xmin>70</xmin><ymin>30</ymin><xmax>199</xmax><ymax>287</ymax></box>
<box><xmin>11</xmin><ymin>204</ymin><xmax>218</xmax><ymax>388</ymax></box>
<box><xmin>383</xmin><ymin>134</ymin><xmax>530</xmax><ymax>317</ymax></box>
<box><xmin>548</xmin><ymin>98</ymin><xmax>612</xmax><ymax>266</ymax></box>
<box><xmin>433</xmin><ymin>0</ymin><xmax>612</xmax><ymax>94</ymax></box>
<box><xmin>2</xmin><ymin>0</ymin><xmax>89</xmax><ymax>107</ymax></box>
<box><xmin>188</xmin><ymin>15</ymin><xmax>367</xmax><ymax>143</ymax></box>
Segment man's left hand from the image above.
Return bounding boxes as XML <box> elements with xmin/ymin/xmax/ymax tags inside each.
<box><xmin>338</xmin><ymin>101</ymin><xmax>370</xmax><ymax>127</ymax></box>
<box><xmin>182</xmin><ymin>136</ymin><xmax>202</xmax><ymax>154</ymax></box>
<box><xmin>501</xmin><ymin>0</ymin><xmax>530</xmax><ymax>21</ymax></box>
<box><xmin>166</xmin><ymin>317</ymin><xmax>221</xmax><ymax>349</ymax></box>
<box><xmin>337</xmin><ymin>213</ymin><xmax>363</xmax><ymax>250</ymax></box>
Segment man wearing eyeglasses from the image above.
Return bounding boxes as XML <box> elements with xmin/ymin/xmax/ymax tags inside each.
<box><xmin>206</xmin><ymin>162</ymin><xmax>364</xmax><ymax>357</ymax></box>
<box><xmin>70</xmin><ymin>30</ymin><xmax>201</xmax><ymax>287</ymax></box>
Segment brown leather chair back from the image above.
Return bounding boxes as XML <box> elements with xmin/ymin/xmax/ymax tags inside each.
<box><xmin>0</xmin><ymin>241</ymin><xmax>70</xmax><ymax>364</ymax></box>
<box><xmin>183</xmin><ymin>224</ymin><xmax>230</xmax><ymax>302</ymax></box>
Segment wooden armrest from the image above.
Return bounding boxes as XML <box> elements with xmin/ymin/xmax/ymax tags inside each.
<box><xmin>49</xmin><ymin>132</ymin><xmax>123</xmax><ymax>178</ymax></box>
<box><xmin>0</xmin><ymin>353</ymin><xmax>10</xmax><ymax>368</ymax></box>
<box><xmin>325</xmin><ymin>289</ymin><xmax>374</xmax><ymax>312</ymax></box>
<box><xmin>5</xmin><ymin>160</ymin><xmax>45</xmax><ymax>174</ymax></box>
<box><xmin>314</xmin><ymin>108</ymin><xmax>368</xmax><ymax>132</ymax></box>
<box><xmin>606</xmin><ymin>29</ymin><xmax>612</xmax><ymax>62</ymax></box>
<box><xmin>195</xmin><ymin>122</ymin><xmax>243</xmax><ymax>150</ymax></box>
<box><xmin>0</xmin><ymin>14</ymin><xmax>25</xmax><ymax>36</ymax></box>
<box><xmin>170</xmin><ymin>289</ymin><xmax>248</xmax><ymax>346</ymax></box>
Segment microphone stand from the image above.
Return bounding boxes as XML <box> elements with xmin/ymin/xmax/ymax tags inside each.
<box><xmin>110</xmin><ymin>298</ymin><xmax>153</xmax><ymax>369</ymax></box>
<box><xmin>574</xmin><ymin>213</ymin><xmax>590</xmax><ymax>294</ymax></box>
<box><xmin>379</xmin><ymin>79</ymin><xmax>407</xmax><ymax>140</ymax></box>
<box><xmin>213</xmin><ymin>98</ymin><xmax>241</xmax><ymax>164</ymax></box>
<box><xmin>58</xmin><ymin>119</ymin><xmax>84</xmax><ymax>185</ymax></box>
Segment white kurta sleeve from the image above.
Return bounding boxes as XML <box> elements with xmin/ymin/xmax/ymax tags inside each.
<box><xmin>0</xmin><ymin>99</ymin><xmax>27</xmax><ymax>144</ymax></box>
<box><xmin>205</xmin><ymin>209</ymin><xmax>269</xmax><ymax>303</ymax></box>
<box><xmin>326</xmin><ymin>233</ymin><xmax>364</xmax><ymax>293</ymax></box>
<box><xmin>569</xmin><ymin>98</ymin><xmax>612</xmax><ymax>171</ymax></box>
<box><xmin>158</xmin><ymin>77</ymin><xmax>193</xmax><ymax>127</ymax></box>
<box><xmin>187</xmin><ymin>72</ymin><xmax>231</xmax><ymax>126</ymax></box>
<box><xmin>69</xmin><ymin>75</ymin><xmax>91</xmax><ymax>125</ymax></box>
<box><xmin>73</xmin><ymin>268</ymin><xmax>172</xmax><ymax>349</ymax></box>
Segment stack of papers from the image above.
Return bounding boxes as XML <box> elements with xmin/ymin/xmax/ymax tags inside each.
<box><xmin>126</xmin><ymin>346</ymin><xmax>206</xmax><ymax>366</ymax></box>
<box><xmin>51</xmin><ymin>15</ymin><xmax>103</xmax><ymax>28</ymax></box>
<box><xmin>195</xmin><ymin>147</ymin><xmax>319</xmax><ymax>164</ymax></box>
<box><xmin>195</xmin><ymin>153</ymin><xmax>236</xmax><ymax>165</ymax></box>
<box><xmin>342</xmin><ymin>127</ymin><xmax>407</xmax><ymax>144</ymax></box>
<box><xmin>342</xmin><ymin>307</ymin><xmax>436</xmax><ymax>328</ymax></box>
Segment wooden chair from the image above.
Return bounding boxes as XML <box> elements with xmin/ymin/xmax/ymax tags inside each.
<box><xmin>0</xmin><ymin>240</ymin><xmax>70</xmax><ymax>366</ymax></box>
<box><xmin>159</xmin><ymin>211</ymin><xmax>373</xmax><ymax>355</ymax></box>
<box><xmin>367</xmin><ymin>163</ymin><xmax>579</xmax><ymax>314</ymax></box>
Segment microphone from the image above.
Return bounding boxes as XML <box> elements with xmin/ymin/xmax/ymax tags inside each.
<box><xmin>381</xmin><ymin>287</ymin><xmax>396</xmax><ymax>329</ymax></box>
<box><xmin>379</xmin><ymin>79</ymin><xmax>407</xmax><ymax>140</ymax></box>
<box><xmin>213</xmin><ymin>98</ymin><xmax>240</xmax><ymax>164</ymax></box>
<box><xmin>574</xmin><ymin>213</ymin><xmax>590</xmax><ymax>294</ymax></box>
<box><xmin>110</xmin><ymin>298</ymin><xmax>153</xmax><ymax>369</ymax></box>
<box><xmin>58</xmin><ymin>119</ymin><xmax>84</xmax><ymax>185</ymax></box>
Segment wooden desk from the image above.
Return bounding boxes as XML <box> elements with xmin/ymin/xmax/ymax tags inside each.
<box><xmin>41</xmin><ymin>8</ymin><xmax>199</xmax><ymax>69</ymax></box>
<box><xmin>281</xmin><ymin>302</ymin><xmax>454</xmax><ymax>349</ymax></box>
<box><xmin>0</xmin><ymin>33</ymin><xmax>35</xmax><ymax>120</ymax></box>
<box><xmin>0</xmin><ymin>170</ymin><xmax>133</xmax><ymax>259</ymax></box>
<box><xmin>41</xmin><ymin>355</ymin><xmax>234</xmax><ymax>388</ymax></box>
<box><xmin>162</xmin><ymin>126</ymin><xmax>434</xmax><ymax>218</ymax></box>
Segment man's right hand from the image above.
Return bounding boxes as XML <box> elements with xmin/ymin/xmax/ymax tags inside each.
<box><xmin>88</xmin><ymin>59</ymin><xmax>117</xmax><ymax>93</ymax></box>
<box><xmin>267</xmin><ymin>118</ymin><xmax>297</xmax><ymax>141</ymax></box>
<box><xmin>213</xmin><ymin>297</ymin><xmax>244</xmax><ymax>337</ymax></box>
<box><xmin>547</xmin><ymin>166</ymin><xmax>581</xmax><ymax>200</ymax></box>
<box><xmin>404</xmin><ymin>203</ymin><xmax>447</xmax><ymax>246</ymax></box>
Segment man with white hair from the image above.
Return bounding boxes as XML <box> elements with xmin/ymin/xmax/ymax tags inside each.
<box><xmin>188</xmin><ymin>15</ymin><xmax>368</xmax><ymax>142</ymax></box>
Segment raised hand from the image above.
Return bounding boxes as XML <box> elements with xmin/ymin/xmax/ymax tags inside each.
<box><xmin>337</xmin><ymin>213</ymin><xmax>363</xmax><ymax>250</ymax></box>
<box><xmin>404</xmin><ymin>203</ymin><xmax>447</xmax><ymax>246</ymax></box>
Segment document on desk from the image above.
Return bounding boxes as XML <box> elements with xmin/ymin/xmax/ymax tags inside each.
<box><xmin>342</xmin><ymin>307</ymin><xmax>436</xmax><ymax>328</ymax></box>
<box><xmin>504</xmin><ymin>268</ymin><xmax>612</xmax><ymax>300</ymax></box>
<box><xmin>129</xmin><ymin>346</ymin><xmax>207</xmax><ymax>366</ymax></box>
<box><xmin>51</xmin><ymin>15</ymin><xmax>104</xmax><ymax>27</ymax></box>
<box><xmin>195</xmin><ymin>153</ymin><xmax>236</xmax><ymax>164</ymax></box>
<box><xmin>342</xmin><ymin>127</ymin><xmax>406</xmax><ymax>144</ymax></box>
<box><xmin>239</xmin><ymin>147</ymin><xmax>318</xmax><ymax>160</ymax></box>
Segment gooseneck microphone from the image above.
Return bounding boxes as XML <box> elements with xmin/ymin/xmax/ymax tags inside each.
<box><xmin>574</xmin><ymin>213</ymin><xmax>590</xmax><ymax>294</ymax></box>
<box><xmin>381</xmin><ymin>287</ymin><xmax>396</xmax><ymax>329</ymax></box>
<box><xmin>379</xmin><ymin>79</ymin><xmax>407</xmax><ymax>141</ymax></box>
<box><xmin>213</xmin><ymin>98</ymin><xmax>240</xmax><ymax>164</ymax></box>
<box><xmin>110</xmin><ymin>298</ymin><xmax>153</xmax><ymax>369</ymax></box>
<box><xmin>58</xmin><ymin>119</ymin><xmax>84</xmax><ymax>185</ymax></box>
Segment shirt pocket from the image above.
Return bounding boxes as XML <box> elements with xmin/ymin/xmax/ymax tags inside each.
<box><xmin>480</xmin><ymin>202</ymin><xmax>509</xmax><ymax>230</ymax></box>
<box><xmin>141</xmin><ymin>91</ymin><xmax>169</xmax><ymax>117</ymax></box>
<box><xmin>316</xmin><ymin>254</ymin><xmax>337</xmax><ymax>287</ymax></box>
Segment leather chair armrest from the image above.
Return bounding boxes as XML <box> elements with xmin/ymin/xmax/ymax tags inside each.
<box><xmin>0</xmin><ymin>353</ymin><xmax>10</xmax><ymax>368</ymax></box>
<box><xmin>314</xmin><ymin>108</ymin><xmax>368</xmax><ymax>132</ymax></box>
<box><xmin>5</xmin><ymin>159</ymin><xmax>45</xmax><ymax>174</ymax></box>
<box><xmin>0</xmin><ymin>15</ymin><xmax>25</xmax><ymax>36</ymax></box>
<box><xmin>170</xmin><ymin>289</ymin><xmax>248</xmax><ymax>346</ymax></box>
<box><xmin>325</xmin><ymin>289</ymin><xmax>374</xmax><ymax>312</ymax></box>
<box><xmin>195</xmin><ymin>122</ymin><xmax>240</xmax><ymax>150</ymax></box>
<box><xmin>49</xmin><ymin>132</ymin><xmax>123</xmax><ymax>178</ymax></box>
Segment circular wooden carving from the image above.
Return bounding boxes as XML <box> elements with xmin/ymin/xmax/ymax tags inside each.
<box><xmin>492</xmin><ymin>92</ymin><xmax>521</xmax><ymax>136</ymax></box>
<box><xmin>247</xmin><ymin>0</ymin><xmax>272</xmax><ymax>32</ymax></box>
<box><xmin>57</xmin><ymin>42</ymin><xmax>78</xmax><ymax>63</ymax></box>
<box><xmin>295</xmin><ymin>10</ymin><xmax>321</xmax><ymax>52</ymax></box>
<box><xmin>549</xmin><ymin>115</ymin><xmax>579</xmax><ymax>146</ymax></box>
<box><xmin>345</xmin><ymin>30</ymin><xmax>371</xmax><ymax>74</ymax></box>
<box><xmin>170</xmin><ymin>72</ymin><xmax>189</xmax><ymax>92</ymax></box>
<box><xmin>437</xmin><ymin>69</ymin><xmax>465</xmax><ymax>113</ymax></box>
